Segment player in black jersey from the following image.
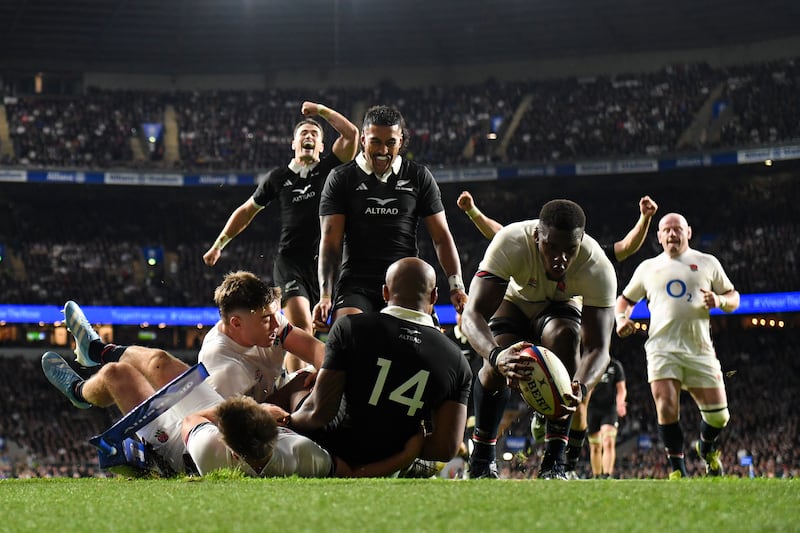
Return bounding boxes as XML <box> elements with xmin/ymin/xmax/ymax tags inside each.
<box><xmin>312</xmin><ymin>105</ymin><xmax>467</xmax><ymax>332</ymax></box>
<box><xmin>284</xmin><ymin>257</ymin><xmax>472</xmax><ymax>474</ymax></box>
<box><xmin>587</xmin><ymin>358</ymin><xmax>627</xmax><ymax>478</ymax></box>
<box><xmin>204</xmin><ymin>101</ymin><xmax>358</xmax><ymax>371</ymax></box>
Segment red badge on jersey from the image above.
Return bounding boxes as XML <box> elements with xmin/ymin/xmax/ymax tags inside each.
<box><xmin>689</xmin><ymin>264</ymin><xmax>698</xmax><ymax>271</ymax></box>
<box><xmin>557</xmin><ymin>280</ymin><xmax>566</xmax><ymax>292</ymax></box>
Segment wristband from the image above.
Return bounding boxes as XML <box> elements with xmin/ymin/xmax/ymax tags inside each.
<box><xmin>448</xmin><ymin>274</ymin><xmax>465</xmax><ymax>292</ymax></box>
<box><xmin>488</xmin><ymin>346</ymin><xmax>503</xmax><ymax>369</ymax></box>
<box><xmin>718</xmin><ymin>295</ymin><xmax>728</xmax><ymax>312</ymax></box>
<box><xmin>317</xmin><ymin>104</ymin><xmax>330</xmax><ymax>118</ymax></box>
<box><xmin>212</xmin><ymin>233</ymin><xmax>231</xmax><ymax>250</ymax></box>
<box><xmin>465</xmin><ymin>206</ymin><xmax>480</xmax><ymax>220</ymax></box>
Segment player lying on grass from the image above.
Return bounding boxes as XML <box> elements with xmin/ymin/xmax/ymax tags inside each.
<box><xmin>42</xmin><ymin>342</ymin><xmax>423</xmax><ymax>477</ymax></box>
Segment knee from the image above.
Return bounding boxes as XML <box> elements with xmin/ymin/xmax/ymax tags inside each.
<box><xmin>701</xmin><ymin>406</ymin><xmax>730</xmax><ymax>429</ymax></box>
<box><xmin>98</xmin><ymin>362</ymin><xmax>137</xmax><ymax>382</ymax></box>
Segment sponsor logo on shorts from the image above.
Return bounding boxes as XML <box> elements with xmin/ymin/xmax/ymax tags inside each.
<box><xmin>284</xmin><ymin>280</ymin><xmax>299</xmax><ymax>293</ymax></box>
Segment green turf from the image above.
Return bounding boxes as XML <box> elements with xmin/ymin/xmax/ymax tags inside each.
<box><xmin>1</xmin><ymin>477</ymin><xmax>797</xmax><ymax>532</ymax></box>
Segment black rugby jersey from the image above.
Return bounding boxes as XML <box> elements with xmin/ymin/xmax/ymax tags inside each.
<box><xmin>319</xmin><ymin>157</ymin><xmax>444</xmax><ymax>289</ymax></box>
<box><xmin>588</xmin><ymin>359</ymin><xmax>625</xmax><ymax>409</ymax></box>
<box><xmin>253</xmin><ymin>152</ymin><xmax>342</xmax><ymax>259</ymax></box>
<box><xmin>320</xmin><ymin>309</ymin><xmax>472</xmax><ymax>464</ymax></box>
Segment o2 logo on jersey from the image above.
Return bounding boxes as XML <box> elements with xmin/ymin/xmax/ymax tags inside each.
<box><xmin>665</xmin><ymin>279</ymin><xmax>692</xmax><ymax>301</ymax></box>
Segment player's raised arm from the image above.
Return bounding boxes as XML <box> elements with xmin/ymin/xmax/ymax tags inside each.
<box><xmin>457</xmin><ymin>190</ymin><xmax>504</xmax><ymax>240</ymax></box>
<box><xmin>301</xmin><ymin>101</ymin><xmax>359</xmax><ymax>163</ymax></box>
<box><xmin>613</xmin><ymin>195</ymin><xmax>658</xmax><ymax>262</ymax></box>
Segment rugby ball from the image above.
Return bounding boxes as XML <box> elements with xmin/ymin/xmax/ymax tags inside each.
<box><xmin>518</xmin><ymin>345</ymin><xmax>573</xmax><ymax>419</ymax></box>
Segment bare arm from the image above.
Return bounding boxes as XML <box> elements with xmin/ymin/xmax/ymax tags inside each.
<box><xmin>335</xmin><ymin>431</ymin><xmax>424</xmax><ymax>478</ymax></box>
<box><xmin>616</xmin><ymin>379</ymin><xmax>627</xmax><ymax>418</ymax></box>
<box><xmin>576</xmin><ymin>305</ymin><xmax>613</xmax><ymax>390</ymax></box>
<box><xmin>420</xmin><ymin>400</ymin><xmax>467</xmax><ymax>461</ymax></box>
<box><xmin>613</xmin><ymin>195</ymin><xmax>658</xmax><ymax>262</ymax></box>
<box><xmin>181</xmin><ymin>408</ymin><xmax>218</xmax><ymax>444</ymax></box>
<box><xmin>282</xmin><ymin>327</ymin><xmax>325</xmax><ymax>369</ymax></box>
<box><xmin>615</xmin><ymin>294</ymin><xmax>638</xmax><ymax>338</ymax></box>
<box><xmin>313</xmin><ymin>213</ymin><xmax>345</xmax><ymax>331</ymax></box>
<box><xmin>456</xmin><ymin>190</ymin><xmax>503</xmax><ymax>240</ymax></box>
<box><xmin>424</xmin><ymin>211</ymin><xmax>467</xmax><ymax>313</ymax></box>
<box><xmin>301</xmin><ymin>101</ymin><xmax>359</xmax><ymax>163</ymax></box>
<box><xmin>203</xmin><ymin>199</ymin><xmax>263</xmax><ymax>266</ymax></box>
<box><xmin>288</xmin><ymin>368</ymin><xmax>345</xmax><ymax>431</ymax></box>
<box><xmin>700</xmin><ymin>288</ymin><xmax>740</xmax><ymax>313</ymax></box>
<box><xmin>460</xmin><ymin>275</ymin><xmax>508</xmax><ymax>361</ymax></box>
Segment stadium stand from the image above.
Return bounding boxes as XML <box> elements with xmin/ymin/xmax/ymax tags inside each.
<box><xmin>1</xmin><ymin>53</ymin><xmax>799</xmax><ymax>479</ymax></box>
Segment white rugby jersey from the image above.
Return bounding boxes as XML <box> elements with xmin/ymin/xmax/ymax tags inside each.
<box><xmin>478</xmin><ymin>220</ymin><xmax>617</xmax><ymax>319</ymax></box>
<box><xmin>186</xmin><ymin>425</ymin><xmax>334</xmax><ymax>477</ymax></box>
<box><xmin>198</xmin><ymin>315</ymin><xmax>292</xmax><ymax>402</ymax></box>
<box><xmin>622</xmin><ymin>247</ymin><xmax>735</xmax><ymax>357</ymax></box>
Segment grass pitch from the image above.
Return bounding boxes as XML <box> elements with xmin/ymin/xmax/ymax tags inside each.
<box><xmin>2</xmin><ymin>476</ymin><xmax>797</xmax><ymax>532</ymax></box>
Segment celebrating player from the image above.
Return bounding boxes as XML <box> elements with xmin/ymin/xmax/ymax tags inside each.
<box><xmin>460</xmin><ymin>199</ymin><xmax>616</xmax><ymax>479</ymax></box>
<box><xmin>203</xmin><ymin>101</ymin><xmax>358</xmax><ymax>371</ymax></box>
<box><xmin>615</xmin><ymin>212</ymin><xmax>739</xmax><ymax>478</ymax></box>
<box><xmin>312</xmin><ymin>105</ymin><xmax>467</xmax><ymax>332</ymax></box>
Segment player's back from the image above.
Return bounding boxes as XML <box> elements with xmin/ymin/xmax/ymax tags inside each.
<box><xmin>321</xmin><ymin>310</ymin><xmax>471</xmax><ymax>464</ymax></box>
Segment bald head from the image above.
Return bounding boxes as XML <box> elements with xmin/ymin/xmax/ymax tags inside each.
<box><xmin>383</xmin><ymin>257</ymin><xmax>438</xmax><ymax>311</ymax></box>
<box><xmin>657</xmin><ymin>212</ymin><xmax>692</xmax><ymax>257</ymax></box>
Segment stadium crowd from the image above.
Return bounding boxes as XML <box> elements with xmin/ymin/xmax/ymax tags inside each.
<box><xmin>2</xmin><ymin>57</ymin><xmax>800</xmax><ymax>170</ymax></box>
<box><xmin>1</xmin><ymin>55</ymin><xmax>799</xmax><ymax>480</ymax></box>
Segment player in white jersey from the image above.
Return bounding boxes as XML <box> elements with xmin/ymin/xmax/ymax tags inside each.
<box><xmin>461</xmin><ymin>199</ymin><xmax>617</xmax><ymax>479</ymax></box>
<box><xmin>198</xmin><ymin>270</ymin><xmax>324</xmax><ymax>406</ymax></box>
<box><xmin>616</xmin><ymin>212</ymin><xmax>739</xmax><ymax>478</ymax></box>
<box><xmin>42</xmin><ymin>344</ymin><xmax>333</xmax><ymax>477</ymax></box>
<box><xmin>456</xmin><ymin>192</ymin><xmax>658</xmax><ymax>477</ymax></box>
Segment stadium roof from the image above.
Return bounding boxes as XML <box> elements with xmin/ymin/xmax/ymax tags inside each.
<box><xmin>1</xmin><ymin>0</ymin><xmax>799</xmax><ymax>74</ymax></box>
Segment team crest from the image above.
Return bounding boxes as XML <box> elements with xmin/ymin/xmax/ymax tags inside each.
<box><xmin>155</xmin><ymin>429</ymin><xmax>169</xmax><ymax>443</ymax></box>
<box><xmin>689</xmin><ymin>264</ymin><xmax>698</xmax><ymax>271</ymax></box>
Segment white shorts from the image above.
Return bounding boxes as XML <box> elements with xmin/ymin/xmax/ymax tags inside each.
<box><xmin>646</xmin><ymin>351</ymin><xmax>725</xmax><ymax>389</ymax></box>
<box><xmin>138</xmin><ymin>382</ymin><xmax>223</xmax><ymax>474</ymax></box>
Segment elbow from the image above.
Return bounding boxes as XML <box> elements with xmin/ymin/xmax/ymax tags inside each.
<box><xmin>422</xmin><ymin>436</ymin><xmax>461</xmax><ymax>462</ymax></box>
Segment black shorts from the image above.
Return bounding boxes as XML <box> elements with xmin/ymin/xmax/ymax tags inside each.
<box><xmin>488</xmin><ymin>300</ymin><xmax>582</xmax><ymax>341</ymax></box>
<box><xmin>273</xmin><ymin>254</ymin><xmax>319</xmax><ymax>304</ymax></box>
<box><xmin>332</xmin><ymin>280</ymin><xmax>439</xmax><ymax>326</ymax></box>
<box><xmin>587</xmin><ymin>403</ymin><xmax>619</xmax><ymax>434</ymax></box>
<box><xmin>332</xmin><ymin>283</ymin><xmax>385</xmax><ymax>314</ymax></box>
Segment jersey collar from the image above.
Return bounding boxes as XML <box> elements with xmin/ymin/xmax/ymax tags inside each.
<box><xmin>381</xmin><ymin>305</ymin><xmax>436</xmax><ymax>328</ymax></box>
<box><xmin>288</xmin><ymin>158</ymin><xmax>319</xmax><ymax>179</ymax></box>
<box><xmin>356</xmin><ymin>152</ymin><xmax>402</xmax><ymax>182</ymax></box>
